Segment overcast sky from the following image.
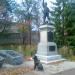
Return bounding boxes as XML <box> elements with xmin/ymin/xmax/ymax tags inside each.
<box><xmin>45</xmin><ymin>0</ymin><xmax>56</xmax><ymax>7</ymax></box>
<box><xmin>15</xmin><ymin>0</ymin><xmax>56</xmax><ymax>7</ymax></box>
<box><xmin>15</xmin><ymin>0</ymin><xmax>56</xmax><ymax>30</ymax></box>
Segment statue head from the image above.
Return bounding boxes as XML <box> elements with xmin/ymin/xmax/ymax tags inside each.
<box><xmin>44</xmin><ymin>2</ymin><xmax>47</xmax><ymax>7</ymax></box>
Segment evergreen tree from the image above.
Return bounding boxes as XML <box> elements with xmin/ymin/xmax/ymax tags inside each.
<box><xmin>51</xmin><ymin>0</ymin><xmax>75</xmax><ymax>47</ymax></box>
<box><xmin>65</xmin><ymin>2</ymin><xmax>75</xmax><ymax>46</ymax></box>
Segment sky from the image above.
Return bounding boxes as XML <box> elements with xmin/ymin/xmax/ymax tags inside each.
<box><xmin>15</xmin><ymin>0</ymin><xmax>56</xmax><ymax>31</ymax></box>
<box><xmin>15</xmin><ymin>0</ymin><xmax>56</xmax><ymax>8</ymax></box>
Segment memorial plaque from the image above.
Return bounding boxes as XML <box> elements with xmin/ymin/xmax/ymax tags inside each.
<box><xmin>47</xmin><ymin>31</ymin><xmax>53</xmax><ymax>42</ymax></box>
<box><xmin>49</xmin><ymin>46</ymin><xmax>55</xmax><ymax>51</ymax></box>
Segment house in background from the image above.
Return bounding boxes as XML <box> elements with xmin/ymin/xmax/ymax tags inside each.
<box><xmin>0</xmin><ymin>22</ymin><xmax>39</xmax><ymax>46</ymax></box>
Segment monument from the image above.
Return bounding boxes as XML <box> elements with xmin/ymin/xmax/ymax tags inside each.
<box><xmin>36</xmin><ymin>2</ymin><xmax>65</xmax><ymax>64</ymax></box>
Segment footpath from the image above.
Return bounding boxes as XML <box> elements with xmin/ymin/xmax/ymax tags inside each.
<box><xmin>23</xmin><ymin>61</ymin><xmax>75</xmax><ymax>75</ymax></box>
<box><xmin>2</xmin><ymin>60</ymin><xmax>75</xmax><ymax>75</ymax></box>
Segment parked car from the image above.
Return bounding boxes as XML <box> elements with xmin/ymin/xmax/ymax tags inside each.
<box><xmin>0</xmin><ymin>56</ymin><xmax>4</xmax><ymax>68</ymax></box>
<box><xmin>0</xmin><ymin>50</ymin><xmax>24</xmax><ymax>65</ymax></box>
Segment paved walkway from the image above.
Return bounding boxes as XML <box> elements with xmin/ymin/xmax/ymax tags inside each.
<box><xmin>24</xmin><ymin>68</ymin><xmax>75</xmax><ymax>75</ymax></box>
<box><xmin>54</xmin><ymin>68</ymin><xmax>75</xmax><ymax>75</ymax></box>
<box><xmin>3</xmin><ymin>61</ymin><xmax>75</xmax><ymax>75</ymax></box>
<box><xmin>22</xmin><ymin>61</ymin><xmax>75</xmax><ymax>75</ymax></box>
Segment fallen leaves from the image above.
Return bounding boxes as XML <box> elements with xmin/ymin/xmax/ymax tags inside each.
<box><xmin>0</xmin><ymin>67</ymin><xmax>33</xmax><ymax>75</ymax></box>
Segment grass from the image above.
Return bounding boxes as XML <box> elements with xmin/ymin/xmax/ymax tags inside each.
<box><xmin>58</xmin><ymin>46</ymin><xmax>75</xmax><ymax>61</ymax></box>
<box><xmin>23</xmin><ymin>45</ymin><xmax>36</xmax><ymax>56</ymax></box>
<box><xmin>66</xmin><ymin>56</ymin><xmax>75</xmax><ymax>61</ymax></box>
<box><xmin>0</xmin><ymin>44</ymin><xmax>37</xmax><ymax>57</ymax></box>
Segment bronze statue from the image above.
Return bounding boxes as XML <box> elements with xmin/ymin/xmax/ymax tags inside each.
<box><xmin>43</xmin><ymin>2</ymin><xmax>50</xmax><ymax>24</ymax></box>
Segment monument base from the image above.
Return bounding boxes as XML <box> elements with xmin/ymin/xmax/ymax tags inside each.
<box><xmin>36</xmin><ymin>54</ymin><xmax>66</xmax><ymax>64</ymax></box>
<box><xmin>36</xmin><ymin>24</ymin><xmax>66</xmax><ymax>64</ymax></box>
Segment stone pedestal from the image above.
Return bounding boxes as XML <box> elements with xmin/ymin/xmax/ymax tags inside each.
<box><xmin>36</xmin><ymin>24</ymin><xmax>65</xmax><ymax>64</ymax></box>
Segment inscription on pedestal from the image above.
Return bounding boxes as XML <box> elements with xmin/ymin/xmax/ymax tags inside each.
<box><xmin>49</xmin><ymin>46</ymin><xmax>55</xmax><ymax>51</ymax></box>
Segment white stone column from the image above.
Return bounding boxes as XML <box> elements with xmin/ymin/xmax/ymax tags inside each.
<box><xmin>36</xmin><ymin>24</ymin><xmax>65</xmax><ymax>64</ymax></box>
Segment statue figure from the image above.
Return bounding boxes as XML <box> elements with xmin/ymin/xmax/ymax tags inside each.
<box><xmin>43</xmin><ymin>2</ymin><xmax>50</xmax><ymax>24</ymax></box>
<box><xmin>33</xmin><ymin>55</ymin><xmax>44</xmax><ymax>71</ymax></box>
